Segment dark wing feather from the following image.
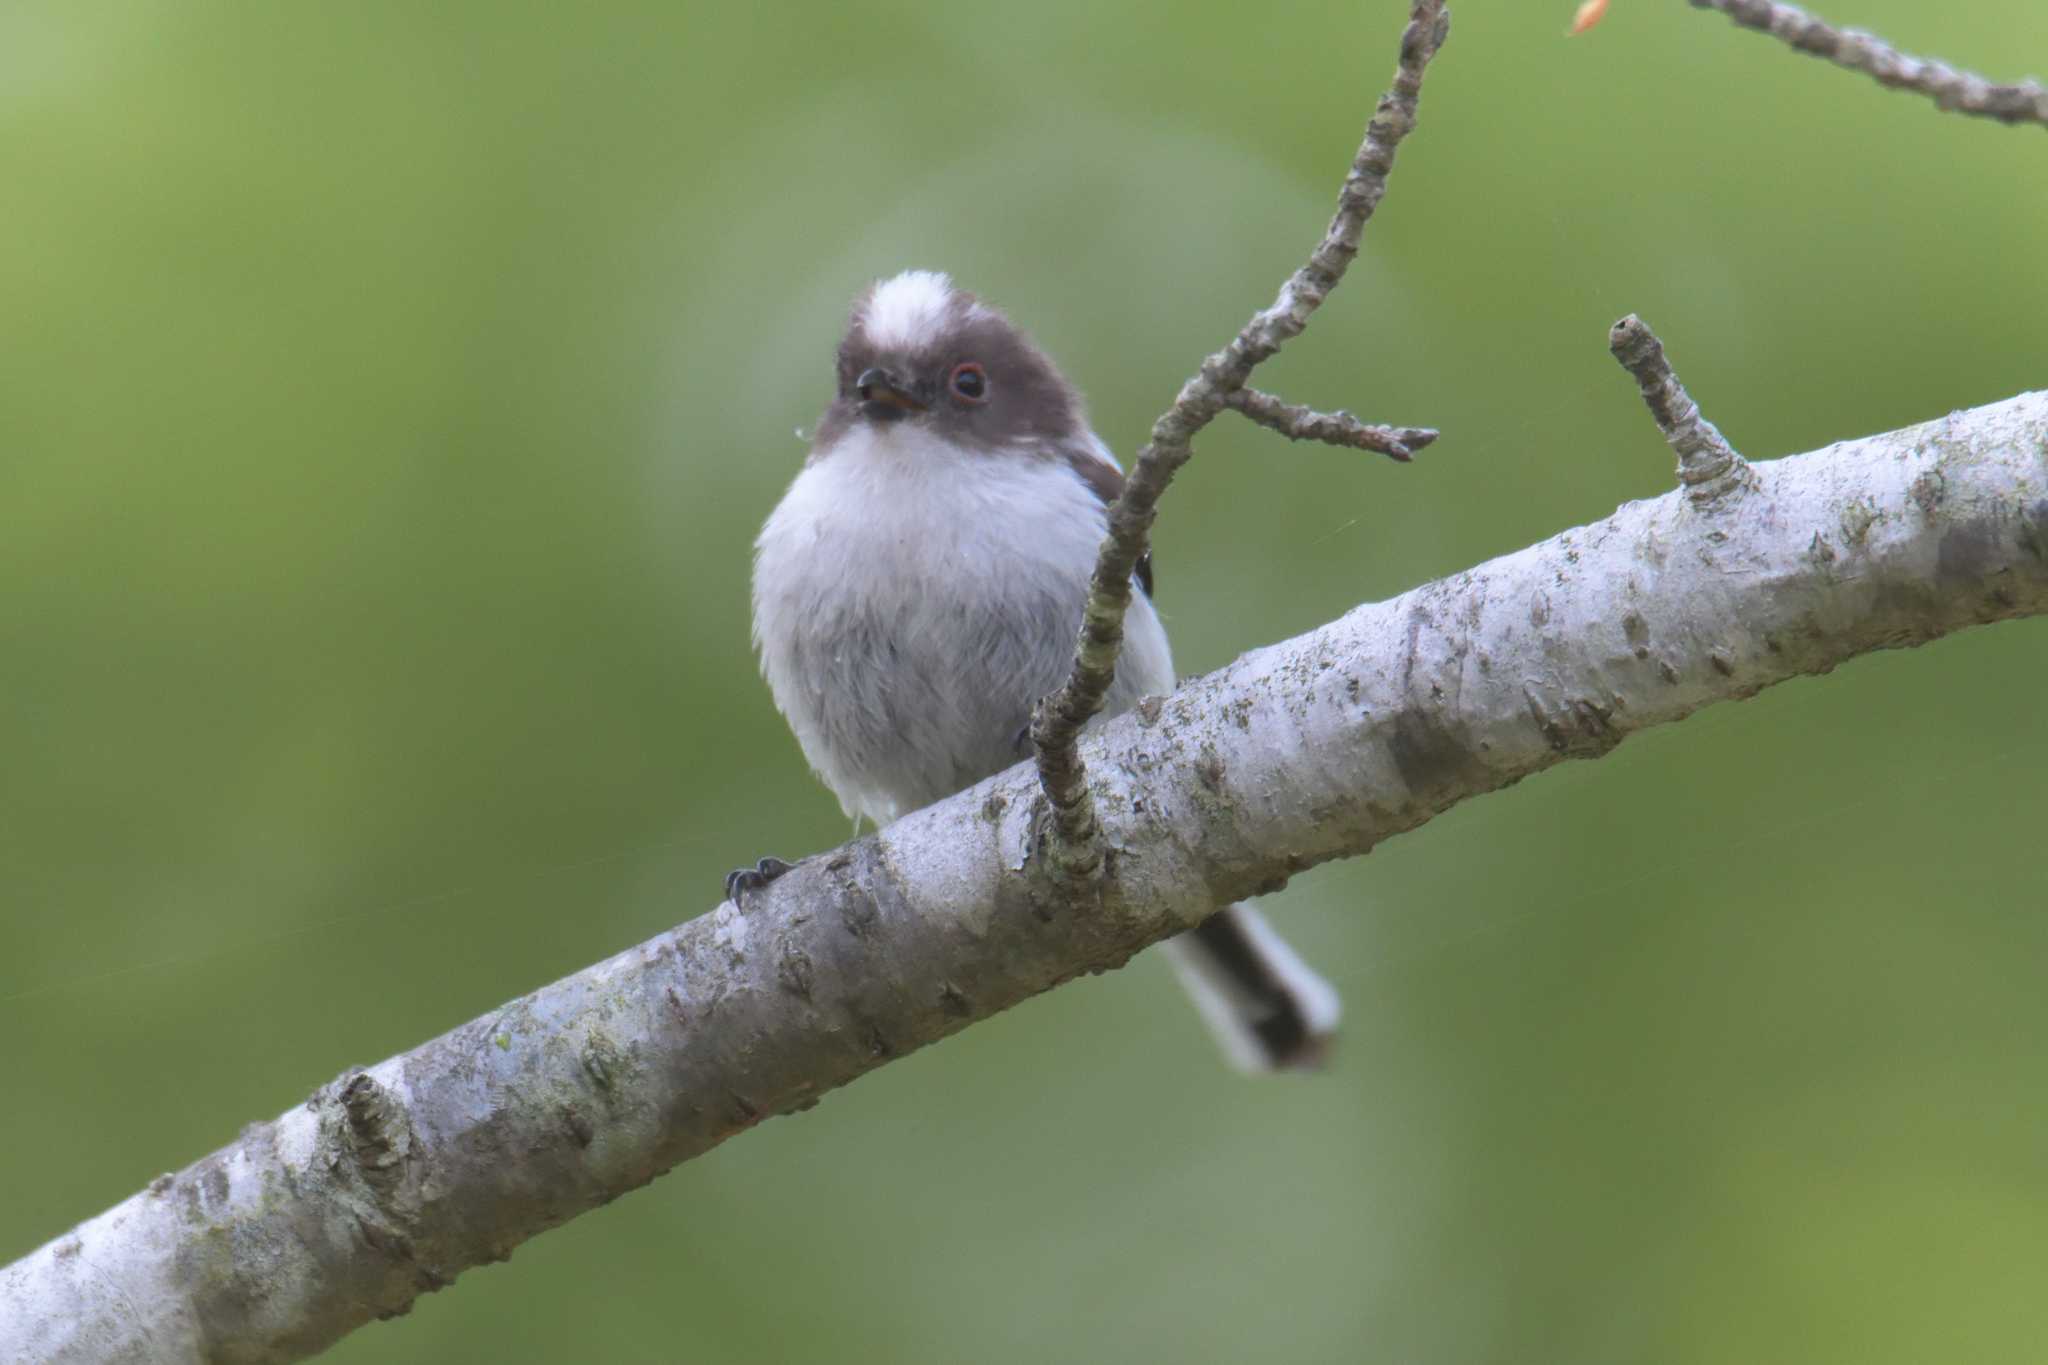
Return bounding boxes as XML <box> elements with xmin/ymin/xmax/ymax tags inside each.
<box><xmin>1060</xmin><ymin>445</ymin><xmax>1154</xmax><ymax>598</ymax></box>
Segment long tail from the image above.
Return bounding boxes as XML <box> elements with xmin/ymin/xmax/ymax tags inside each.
<box><xmin>1160</xmin><ymin>904</ymin><xmax>1341</xmax><ymax>1072</ymax></box>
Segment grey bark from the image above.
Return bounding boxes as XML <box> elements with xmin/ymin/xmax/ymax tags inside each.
<box><xmin>5</xmin><ymin>388</ymin><xmax>2045</xmax><ymax>1364</ymax></box>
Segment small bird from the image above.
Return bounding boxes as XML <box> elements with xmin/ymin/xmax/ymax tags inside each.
<box><xmin>743</xmin><ymin>270</ymin><xmax>1339</xmax><ymax>1071</ymax></box>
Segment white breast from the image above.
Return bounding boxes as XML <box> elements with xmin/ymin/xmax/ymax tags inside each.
<box><xmin>752</xmin><ymin>425</ymin><xmax>1175</xmax><ymax>824</ymax></box>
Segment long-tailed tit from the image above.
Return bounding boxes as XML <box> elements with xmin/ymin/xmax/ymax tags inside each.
<box><xmin>740</xmin><ymin>270</ymin><xmax>1338</xmax><ymax>1071</ymax></box>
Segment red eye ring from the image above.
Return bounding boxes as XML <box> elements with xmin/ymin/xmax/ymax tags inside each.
<box><xmin>949</xmin><ymin>362</ymin><xmax>988</xmax><ymax>402</ymax></box>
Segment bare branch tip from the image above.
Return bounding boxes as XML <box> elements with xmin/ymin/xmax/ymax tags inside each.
<box><xmin>1607</xmin><ymin>312</ymin><xmax>1655</xmax><ymax>359</ymax></box>
<box><xmin>1380</xmin><ymin>427</ymin><xmax>1440</xmax><ymax>463</ymax></box>
<box><xmin>1221</xmin><ymin>387</ymin><xmax>1435</xmax><ymax>462</ymax></box>
<box><xmin>1220</xmin><ymin>388</ymin><xmax>1433</xmax><ymax>464</ymax></box>
<box><xmin>1606</xmin><ymin>314</ymin><xmax>1751</xmax><ymax>500</ymax></box>
<box><xmin>1398</xmin><ymin>1</ymin><xmax>1453</xmax><ymax>74</ymax></box>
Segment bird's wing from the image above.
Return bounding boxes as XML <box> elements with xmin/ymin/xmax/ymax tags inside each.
<box><xmin>1056</xmin><ymin>437</ymin><xmax>1153</xmax><ymax>598</ymax></box>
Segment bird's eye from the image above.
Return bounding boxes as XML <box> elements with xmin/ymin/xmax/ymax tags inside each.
<box><xmin>949</xmin><ymin>362</ymin><xmax>988</xmax><ymax>402</ymax></box>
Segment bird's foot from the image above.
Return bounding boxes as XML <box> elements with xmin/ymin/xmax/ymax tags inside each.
<box><xmin>724</xmin><ymin>856</ymin><xmax>797</xmax><ymax>903</ymax></box>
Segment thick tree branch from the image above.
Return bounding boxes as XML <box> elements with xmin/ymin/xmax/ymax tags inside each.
<box><xmin>1028</xmin><ymin>0</ymin><xmax>1449</xmax><ymax>876</ymax></box>
<box><xmin>1690</xmin><ymin>0</ymin><xmax>2048</xmax><ymax>129</ymax></box>
<box><xmin>7</xmin><ymin>388</ymin><xmax>2045</xmax><ymax>1363</ymax></box>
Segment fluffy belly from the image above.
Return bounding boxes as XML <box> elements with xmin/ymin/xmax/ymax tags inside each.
<box><xmin>762</xmin><ymin>572</ymin><xmax>1087</xmax><ymax>821</ymax></box>
<box><xmin>751</xmin><ymin>438</ymin><xmax>1174</xmax><ymax>825</ymax></box>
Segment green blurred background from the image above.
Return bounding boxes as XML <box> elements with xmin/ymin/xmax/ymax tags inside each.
<box><xmin>4</xmin><ymin>0</ymin><xmax>2045</xmax><ymax>1359</ymax></box>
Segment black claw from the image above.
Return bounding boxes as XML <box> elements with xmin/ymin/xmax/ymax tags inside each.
<box><xmin>724</xmin><ymin>856</ymin><xmax>796</xmax><ymax>902</ymax></box>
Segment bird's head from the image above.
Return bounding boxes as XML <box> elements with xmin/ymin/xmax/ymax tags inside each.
<box><xmin>816</xmin><ymin>270</ymin><xmax>1085</xmax><ymax>456</ymax></box>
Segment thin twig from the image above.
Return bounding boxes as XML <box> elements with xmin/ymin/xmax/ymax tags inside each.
<box><xmin>1223</xmin><ymin>387</ymin><xmax>1437</xmax><ymax>462</ymax></box>
<box><xmin>1608</xmin><ymin>314</ymin><xmax>1752</xmax><ymax>502</ymax></box>
<box><xmin>1690</xmin><ymin>0</ymin><xmax>2048</xmax><ymax>130</ymax></box>
<box><xmin>1028</xmin><ymin>0</ymin><xmax>1451</xmax><ymax>875</ymax></box>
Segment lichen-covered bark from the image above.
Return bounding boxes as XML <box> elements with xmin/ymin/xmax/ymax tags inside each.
<box><xmin>4</xmin><ymin>390</ymin><xmax>2045</xmax><ymax>1363</ymax></box>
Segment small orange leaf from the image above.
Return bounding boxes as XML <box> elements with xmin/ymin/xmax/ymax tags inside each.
<box><xmin>1568</xmin><ymin>0</ymin><xmax>1609</xmax><ymax>35</ymax></box>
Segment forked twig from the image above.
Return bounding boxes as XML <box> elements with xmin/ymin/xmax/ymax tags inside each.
<box><xmin>1029</xmin><ymin>0</ymin><xmax>1452</xmax><ymax>876</ymax></box>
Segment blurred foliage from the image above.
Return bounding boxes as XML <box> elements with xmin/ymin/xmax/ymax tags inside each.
<box><xmin>3</xmin><ymin>0</ymin><xmax>2045</xmax><ymax>1360</ymax></box>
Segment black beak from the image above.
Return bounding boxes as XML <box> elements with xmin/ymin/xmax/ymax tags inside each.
<box><xmin>856</xmin><ymin>367</ymin><xmax>928</xmax><ymax>421</ymax></box>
